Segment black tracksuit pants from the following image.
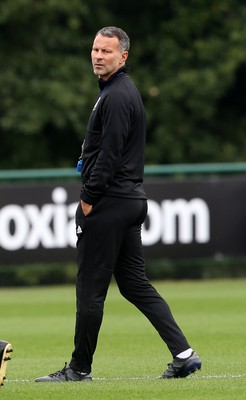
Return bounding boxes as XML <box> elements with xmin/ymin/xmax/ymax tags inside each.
<box><xmin>69</xmin><ymin>197</ymin><xmax>190</xmax><ymax>373</ymax></box>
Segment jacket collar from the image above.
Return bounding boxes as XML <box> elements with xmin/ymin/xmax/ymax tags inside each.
<box><xmin>98</xmin><ymin>66</ymin><xmax>126</xmax><ymax>91</ymax></box>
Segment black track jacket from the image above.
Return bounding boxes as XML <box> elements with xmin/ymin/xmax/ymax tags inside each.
<box><xmin>80</xmin><ymin>67</ymin><xmax>147</xmax><ymax>205</ymax></box>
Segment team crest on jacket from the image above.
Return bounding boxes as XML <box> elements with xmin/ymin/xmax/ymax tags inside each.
<box><xmin>76</xmin><ymin>225</ymin><xmax>83</xmax><ymax>235</ymax></box>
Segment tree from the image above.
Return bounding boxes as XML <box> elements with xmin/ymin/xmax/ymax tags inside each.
<box><xmin>0</xmin><ymin>0</ymin><xmax>246</xmax><ymax>168</ymax></box>
<box><xmin>129</xmin><ymin>0</ymin><xmax>246</xmax><ymax>163</ymax></box>
<box><xmin>0</xmin><ymin>0</ymin><xmax>97</xmax><ymax>168</ymax></box>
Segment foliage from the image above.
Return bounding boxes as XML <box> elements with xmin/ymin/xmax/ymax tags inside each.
<box><xmin>0</xmin><ymin>258</ymin><xmax>245</xmax><ymax>286</ymax></box>
<box><xmin>141</xmin><ymin>0</ymin><xmax>246</xmax><ymax>163</ymax></box>
<box><xmin>0</xmin><ymin>0</ymin><xmax>246</xmax><ymax>168</ymax></box>
<box><xmin>0</xmin><ymin>0</ymin><xmax>96</xmax><ymax>168</ymax></box>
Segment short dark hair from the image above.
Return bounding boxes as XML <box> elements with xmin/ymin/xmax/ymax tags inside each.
<box><xmin>95</xmin><ymin>26</ymin><xmax>130</xmax><ymax>52</ymax></box>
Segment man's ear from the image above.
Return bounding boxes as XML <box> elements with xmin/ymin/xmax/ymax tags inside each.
<box><xmin>121</xmin><ymin>51</ymin><xmax>128</xmax><ymax>63</ymax></box>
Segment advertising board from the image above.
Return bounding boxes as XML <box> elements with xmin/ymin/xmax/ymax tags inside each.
<box><xmin>0</xmin><ymin>176</ymin><xmax>246</xmax><ymax>263</ymax></box>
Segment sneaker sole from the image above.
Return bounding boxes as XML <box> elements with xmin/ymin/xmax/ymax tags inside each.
<box><xmin>0</xmin><ymin>342</ymin><xmax>13</xmax><ymax>386</ymax></box>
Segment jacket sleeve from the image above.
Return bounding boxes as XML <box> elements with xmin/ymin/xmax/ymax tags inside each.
<box><xmin>80</xmin><ymin>90</ymin><xmax>132</xmax><ymax>205</ymax></box>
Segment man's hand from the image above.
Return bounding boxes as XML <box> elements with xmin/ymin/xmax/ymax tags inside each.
<box><xmin>80</xmin><ymin>200</ymin><xmax>93</xmax><ymax>216</ymax></box>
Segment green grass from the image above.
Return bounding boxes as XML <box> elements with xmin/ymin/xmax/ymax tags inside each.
<box><xmin>0</xmin><ymin>279</ymin><xmax>245</xmax><ymax>399</ymax></box>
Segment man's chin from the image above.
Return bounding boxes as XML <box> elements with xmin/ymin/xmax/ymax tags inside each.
<box><xmin>94</xmin><ymin>67</ymin><xmax>105</xmax><ymax>75</ymax></box>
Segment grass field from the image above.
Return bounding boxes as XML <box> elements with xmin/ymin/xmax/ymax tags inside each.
<box><xmin>0</xmin><ymin>279</ymin><xmax>245</xmax><ymax>399</ymax></box>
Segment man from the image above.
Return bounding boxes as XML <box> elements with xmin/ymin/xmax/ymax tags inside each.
<box><xmin>35</xmin><ymin>26</ymin><xmax>201</xmax><ymax>382</ymax></box>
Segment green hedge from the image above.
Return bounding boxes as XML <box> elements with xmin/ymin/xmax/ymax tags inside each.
<box><xmin>0</xmin><ymin>258</ymin><xmax>245</xmax><ymax>287</ymax></box>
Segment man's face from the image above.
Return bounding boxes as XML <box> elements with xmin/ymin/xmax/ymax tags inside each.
<box><xmin>91</xmin><ymin>34</ymin><xmax>128</xmax><ymax>80</ymax></box>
